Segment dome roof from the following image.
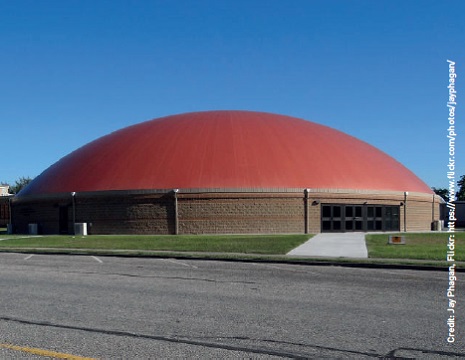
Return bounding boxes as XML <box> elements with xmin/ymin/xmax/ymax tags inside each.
<box><xmin>20</xmin><ymin>110</ymin><xmax>432</xmax><ymax>195</ymax></box>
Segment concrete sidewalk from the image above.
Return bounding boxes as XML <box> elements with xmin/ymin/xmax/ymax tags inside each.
<box><xmin>287</xmin><ymin>232</ymin><xmax>368</xmax><ymax>258</ymax></box>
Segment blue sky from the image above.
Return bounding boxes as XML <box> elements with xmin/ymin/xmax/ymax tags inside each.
<box><xmin>1</xmin><ymin>0</ymin><xmax>464</xmax><ymax>189</ymax></box>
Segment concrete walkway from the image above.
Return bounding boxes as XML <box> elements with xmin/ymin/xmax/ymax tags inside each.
<box><xmin>287</xmin><ymin>232</ymin><xmax>368</xmax><ymax>258</ymax></box>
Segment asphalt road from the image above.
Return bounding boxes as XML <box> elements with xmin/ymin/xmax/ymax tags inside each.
<box><xmin>0</xmin><ymin>253</ymin><xmax>463</xmax><ymax>359</ymax></box>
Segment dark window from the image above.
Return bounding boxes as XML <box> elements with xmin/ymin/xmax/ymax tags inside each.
<box><xmin>322</xmin><ymin>206</ymin><xmax>331</xmax><ymax>218</ymax></box>
<box><xmin>367</xmin><ymin>220</ymin><xmax>374</xmax><ymax>231</ymax></box>
<box><xmin>367</xmin><ymin>207</ymin><xmax>374</xmax><ymax>217</ymax></box>
<box><xmin>322</xmin><ymin>221</ymin><xmax>331</xmax><ymax>231</ymax></box>
<box><xmin>322</xmin><ymin>204</ymin><xmax>400</xmax><ymax>232</ymax></box>
<box><xmin>345</xmin><ymin>206</ymin><xmax>353</xmax><ymax>217</ymax></box>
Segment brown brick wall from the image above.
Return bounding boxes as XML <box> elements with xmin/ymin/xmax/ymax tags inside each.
<box><xmin>305</xmin><ymin>191</ymin><xmax>441</xmax><ymax>233</ymax></box>
<box><xmin>178</xmin><ymin>194</ymin><xmax>304</xmax><ymax>234</ymax></box>
<box><xmin>10</xmin><ymin>190</ymin><xmax>441</xmax><ymax>235</ymax></box>
<box><xmin>12</xmin><ymin>198</ymin><xmax>68</xmax><ymax>234</ymax></box>
<box><xmin>0</xmin><ymin>197</ymin><xmax>11</xmax><ymax>227</ymax></box>
<box><xmin>75</xmin><ymin>193</ymin><xmax>174</xmax><ymax>234</ymax></box>
<box><xmin>404</xmin><ymin>194</ymin><xmax>441</xmax><ymax>232</ymax></box>
<box><xmin>12</xmin><ymin>193</ymin><xmax>174</xmax><ymax>235</ymax></box>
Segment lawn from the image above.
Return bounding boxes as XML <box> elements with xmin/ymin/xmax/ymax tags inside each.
<box><xmin>365</xmin><ymin>232</ymin><xmax>465</xmax><ymax>261</ymax></box>
<box><xmin>0</xmin><ymin>234</ymin><xmax>311</xmax><ymax>255</ymax></box>
<box><xmin>1</xmin><ymin>231</ymin><xmax>463</xmax><ymax>262</ymax></box>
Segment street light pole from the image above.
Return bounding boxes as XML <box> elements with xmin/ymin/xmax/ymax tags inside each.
<box><xmin>71</xmin><ymin>192</ymin><xmax>76</xmax><ymax>235</ymax></box>
<box><xmin>403</xmin><ymin>191</ymin><xmax>408</xmax><ymax>232</ymax></box>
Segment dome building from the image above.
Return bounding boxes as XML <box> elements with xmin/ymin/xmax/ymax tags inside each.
<box><xmin>12</xmin><ymin>110</ymin><xmax>442</xmax><ymax>234</ymax></box>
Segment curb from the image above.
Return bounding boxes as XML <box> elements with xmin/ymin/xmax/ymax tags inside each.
<box><xmin>0</xmin><ymin>248</ymin><xmax>461</xmax><ymax>272</ymax></box>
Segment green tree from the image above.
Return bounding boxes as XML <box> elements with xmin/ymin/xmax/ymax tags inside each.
<box><xmin>457</xmin><ymin>175</ymin><xmax>465</xmax><ymax>201</ymax></box>
<box><xmin>432</xmin><ymin>187</ymin><xmax>449</xmax><ymax>202</ymax></box>
<box><xmin>9</xmin><ymin>176</ymin><xmax>33</xmax><ymax>194</ymax></box>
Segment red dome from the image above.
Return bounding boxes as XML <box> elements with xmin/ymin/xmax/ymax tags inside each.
<box><xmin>20</xmin><ymin>110</ymin><xmax>432</xmax><ymax>195</ymax></box>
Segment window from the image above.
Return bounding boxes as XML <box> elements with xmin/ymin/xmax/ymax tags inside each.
<box><xmin>322</xmin><ymin>204</ymin><xmax>400</xmax><ymax>232</ymax></box>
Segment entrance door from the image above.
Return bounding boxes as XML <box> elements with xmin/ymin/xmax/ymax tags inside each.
<box><xmin>59</xmin><ymin>206</ymin><xmax>69</xmax><ymax>234</ymax></box>
<box><xmin>366</xmin><ymin>206</ymin><xmax>383</xmax><ymax>231</ymax></box>
<box><xmin>321</xmin><ymin>204</ymin><xmax>400</xmax><ymax>232</ymax></box>
<box><xmin>384</xmin><ymin>206</ymin><xmax>400</xmax><ymax>231</ymax></box>
<box><xmin>321</xmin><ymin>205</ymin><xmax>342</xmax><ymax>231</ymax></box>
<box><xmin>344</xmin><ymin>205</ymin><xmax>363</xmax><ymax>231</ymax></box>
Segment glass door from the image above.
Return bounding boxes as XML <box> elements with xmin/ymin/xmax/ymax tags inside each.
<box><xmin>344</xmin><ymin>205</ymin><xmax>363</xmax><ymax>231</ymax></box>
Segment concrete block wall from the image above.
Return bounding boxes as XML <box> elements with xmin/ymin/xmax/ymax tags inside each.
<box><xmin>178</xmin><ymin>193</ymin><xmax>304</xmax><ymax>234</ymax></box>
<box><xmin>307</xmin><ymin>191</ymin><xmax>401</xmax><ymax>233</ymax></box>
<box><xmin>0</xmin><ymin>197</ymin><xmax>11</xmax><ymax>227</ymax></box>
<box><xmin>11</xmin><ymin>192</ymin><xmax>174</xmax><ymax>235</ymax></box>
<box><xmin>10</xmin><ymin>189</ymin><xmax>441</xmax><ymax>235</ymax></box>
<box><xmin>12</xmin><ymin>198</ymin><xmax>67</xmax><ymax>234</ymax></box>
<box><xmin>76</xmin><ymin>193</ymin><xmax>174</xmax><ymax>234</ymax></box>
<box><xmin>306</xmin><ymin>191</ymin><xmax>442</xmax><ymax>233</ymax></box>
<box><xmin>404</xmin><ymin>193</ymin><xmax>441</xmax><ymax>232</ymax></box>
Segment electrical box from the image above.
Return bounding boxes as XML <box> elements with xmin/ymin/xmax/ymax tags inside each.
<box><xmin>28</xmin><ymin>223</ymin><xmax>38</xmax><ymax>235</ymax></box>
<box><xmin>388</xmin><ymin>235</ymin><xmax>405</xmax><ymax>245</ymax></box>
<box><xmin>74</xmin><ymin>223</ymin><xmax>88</xmax><ymax>236</ymax></box>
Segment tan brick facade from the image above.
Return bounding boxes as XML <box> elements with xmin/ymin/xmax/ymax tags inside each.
<box><xmin>11</xmin><ymin>189</ymin><xmax>442</xmax><ymax>235</ymax></box>
<box><xmin>178</xmin><ymin>193</ymin><xmax>304</xmax><ymax>234</ymax></box>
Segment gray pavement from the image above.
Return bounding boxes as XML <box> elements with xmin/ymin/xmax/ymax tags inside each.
<box><xmin>0</xmin><ymin>254</ymin><xmax>463</xmax><ymax>358</ymax></box>
<box><xmin>287</xmin><ymin>232</ymin><xmax>368</xmax><ymax>258</ymax></box>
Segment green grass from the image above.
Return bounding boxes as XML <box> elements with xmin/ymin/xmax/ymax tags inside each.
<box><xmin>0</xmin><ymin>234</ymin><xmax>311</xmax><ymax>255</ymax></box>
<box><xmin>366</xmin><ymin>232</ymin><xmax>465</xmax><ymax>261</ymax></box>
<box><xmin>1</xmin><ymin>232</ymin><xmax>463</xmax><ymax>265</ymax></box>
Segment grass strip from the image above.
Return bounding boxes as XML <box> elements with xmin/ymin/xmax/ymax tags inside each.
<box><xmin>1</xmin><ymin>231</ymin><xmax>463</xmax><ymax>268</ymax></box>
<box><xmin>366</xmin><ymin>232</ymin><xmax>465</xmax><ymax>261</ymax></box>
<box><xmin>0</xmin><ymin>234</ymin><xmax>311</xmax><ymax>255</ymax></box>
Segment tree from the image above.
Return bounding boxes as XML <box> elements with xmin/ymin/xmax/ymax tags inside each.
<box><xmin>457</xmin><ymin>175</ymin><xmax>465</xmax><ymax>201</ymax></box>
<box><xmin>434</xmin><ymin>175</ymin><xmax>465</xmax><ymax>202</ymax></box>
<box><xmin>9</xmin><ymin>176</ymin><xmax>33</xmax><ymax>194</ymax></box>
<box><xmin>432</xmin><ymin>187</ymin><xmax>449</xmax><ymax>202</ymax></box>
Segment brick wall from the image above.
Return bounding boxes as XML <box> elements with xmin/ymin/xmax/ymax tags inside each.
<box><xmin>0</xmin><ymin>196</ymin><xmax>11</xmax><ymax>227</ymax></box>
<box><xmin>12</xmin><ymin>197</ymin><xmax>66</xmax><ymax>234</ymax></box>
<box><xmin>75</xmin><ymin>193</ymin><xmax>174</xmax><ymax>234</ymax></box>
<box><xmin>12</xmin><ymin>192</ymin><xmax>174</xmax><ymax>235</ymax></box>
<box><xmin>178</xmin><ymin>193</ymin><xmax>304</xmax><ymax>234</ymax></box>
<box><xmin>11</xmin><ymin>189</ymin><xmax>441</xmax><ymax>235</ymax></box>
<box><xmin>404</xmin><ymin>193</ymin><xmax>441</xmax><ymax>232</ymax></box>
<box><xmin>305</xmin><ymin>190</ymin><xmax>441</xmax><ymax>233</ymax></box>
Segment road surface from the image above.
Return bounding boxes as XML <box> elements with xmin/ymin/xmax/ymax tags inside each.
<box><xmin>0</xmin><ymin>253</ymin><xmax>463</xmax><ymax>358</ymax></box>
